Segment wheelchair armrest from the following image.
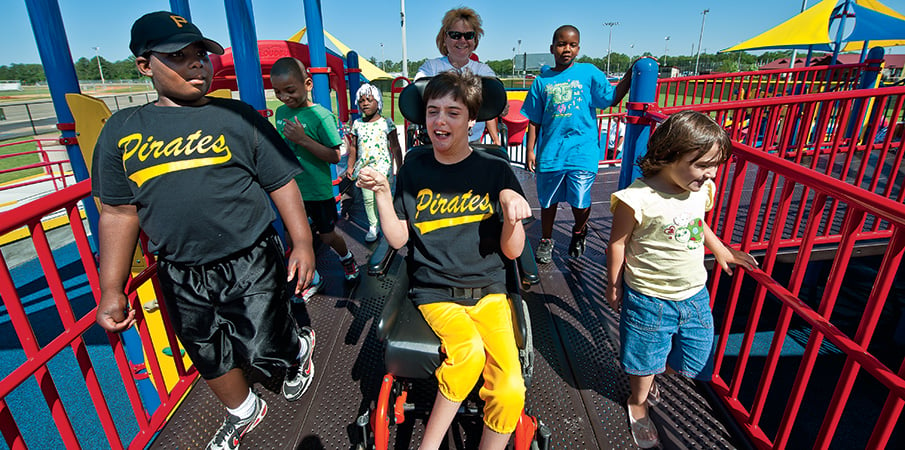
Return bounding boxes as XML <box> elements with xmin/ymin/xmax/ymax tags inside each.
<box><xmin>506</xmin><ymin>261</ymin><xmax>529</xmax><ymax>350</ymax></box>
<box><xmin>368</xmin><ymin>238</ymin><xmax>398</xmax><ymax>277</ymax></box>
<box><xmin>376</xmin><ymin>260</ymin><xmax>410</xmax><ymax>341</ymax></box>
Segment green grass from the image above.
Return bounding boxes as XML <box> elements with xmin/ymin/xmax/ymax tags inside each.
<box><xmin>265</xmin><ymin>91</ymin><xmax>405</xmax><ymax>127</ymax></box>
<box><xmin>0</xmin><ymin>138</ymin><xmax>42</xmax><ymax>184</ymax></box>
<box><xmin>0</xmin><ymin>83</ymin><xmax>155</xmax><ymax>104</ymax></box>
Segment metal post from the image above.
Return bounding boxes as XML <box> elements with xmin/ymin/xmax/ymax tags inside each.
<box><xmin>401</xmin><ymin>0</ymin><xmax>408</xmax><ymax>78</ymax></box>
<box><xmin>346</xmin><ymin>51</ymin><xmax>362</xmax><ymax>122</ymax></box>
<box><xmin>26</xmin><ymin>0</ymin><xmax>157</xmax><ymax>418</ymax></box>
<box><xmin>694</xmin><ymin>9</ymin><xmax>709</xmax><ymax>75</ymax></box>
<box><xmin>618</xmin><ymin>57</ymin><xmax>658</xmax><ymax>189</ymax></box>
<box><xmin>604</xmin><ymin>22</ymin><xmax>618</xmax><ymax>75</ymax></box>
<box><xmin>224</xmin><ymin>0</ymin><xmax>266</xmax><ymax>110</ymax></box>
<box><xmin>301</xmin><ymin>0</ymin><xmax>340</xmax><ymax>207</ymax></box>
<box><xmin>848</xmin><ymin>46</ymin><xmax>885</xmax><ymax>140</ymax></box>
<box><xmin>25</xmin><ymin>104</ymin><xmax>37</xmax><ymax>135</ymax></box>
<box><xmin>93</xmin><ymin>47</ymin><xmax>105</xmax><ymax>84</ymax></box>
<box><xmin>169</xmin><ymin>0</ymin><xmax>192</xmax><ymax>21</ymax></box>
<box><xmin>789</xmin><ymin>0</ymin><xmax>810</xmax><ymax>68</ymax></box>
<box><xmin>23</xmin><ymin>0</ymin><xmax>98</xmax><ymax>229</ymax></box>
<box><xmin>831</xmin><ymin>0</ymin><xmax>853</xmax><ymax>65</ymax></box>
<box><xmin>664</xmin><ymin>36</ymin><xmax>670</xmax><ymax>66</ymax></box>
<box><xmin>302</xmin><ymin>0</ymin><xmax>331</xmax><ymax>109</ymax></box>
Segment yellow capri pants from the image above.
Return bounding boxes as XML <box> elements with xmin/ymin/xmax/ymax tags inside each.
<box><xmin>418</xmin><ymin>293</ymin><xmax>526</xmax><ymax>434</ymax></box>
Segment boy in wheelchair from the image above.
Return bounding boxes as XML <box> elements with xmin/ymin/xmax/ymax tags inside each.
<box><xmin>356</xmin><ymin>70</ymin><xmax>532</xmax><ymax>449</ymax></box>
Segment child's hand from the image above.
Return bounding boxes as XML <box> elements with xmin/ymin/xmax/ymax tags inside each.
<box><xmin>526</xmin><ymin>148</ymin><xmax>536</xmax><ymax>172</ymax></box>
<box><xmin>715</xmin><ymin>246</ymin><xmax>759</xmax><ymax>275</ymax></box>
<box><xmin>356</xmin><ymin>167</ymin><xmax>390</xmax><ymax>193</ymax></box>
<box><xmin>500</xmin><ymin>189</ymin><xmax>531</xmax><ymax>225</ymax></box>
<box><xmin>605</xmin><ymin>283</ymin><xmax>623</xmax><ymax>312</ymax></box>
<box><xmin>286</xmin><ymin>245</ymin><xmax>316</xmax><ymax>295</ymax></box>
<box><xmin>283</xmin><ymin>117</ymin><xmax>311</xmax><ymax>146</ymax></box>
<box><xmin>96</xmin><ymin>291</ymin><xmax>136</xmax><ymax>333</ymax></box>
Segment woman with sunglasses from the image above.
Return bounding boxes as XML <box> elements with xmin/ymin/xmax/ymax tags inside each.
<box><xmin>415</xmin><ymin>7</ymin><xmax>502</xmax><ymax>146</ymax></box>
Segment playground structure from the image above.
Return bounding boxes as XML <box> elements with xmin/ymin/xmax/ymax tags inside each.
<box><xmin>2</xmin><ymin>0</ymin><xmax>905</xmax><ymax>449</ymax></box>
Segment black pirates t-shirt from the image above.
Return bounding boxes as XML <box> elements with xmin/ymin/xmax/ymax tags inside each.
<box><xmin>92</xmin><ymin>97</ymin><xmax>302</xmax><ymax>265</ymax></box>
<box><xmin>394</xmin><ymin>149</ymin><xmax>524</xmax><ymax>305</ymax></box>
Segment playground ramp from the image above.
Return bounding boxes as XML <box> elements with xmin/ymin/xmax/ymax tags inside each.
<box><xmin>2</xmin><ymin>62</ymin><xmax>905</xmax><ymax>449</ymax></box>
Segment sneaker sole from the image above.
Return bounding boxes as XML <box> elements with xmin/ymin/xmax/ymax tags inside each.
<box><xmin>283</xmin><ymin>329</ymin><xmax>316</xmax><ymax>401</ymax></box>
<box><xmin>243</xmin><ymin>402</ymin><xmax>268</xmax><ymax>437</ymax></box>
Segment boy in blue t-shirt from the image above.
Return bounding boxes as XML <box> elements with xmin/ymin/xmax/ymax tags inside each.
<box><xmin>521</xmin><ymin>25</ymin><xmax>633</xmax><ymax>263</ymax></box>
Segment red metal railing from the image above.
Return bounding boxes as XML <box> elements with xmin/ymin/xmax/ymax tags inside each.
<box><xmin>655</xmin><ymin>62</ymin><xmax>866</xmax><ymax>108</ymax></box>
<box><xmin>704</xmin><ymin>141</ymin><xmax>905</xmax><ymax>449</ymax></box>
<box><xmin>670</xmin><ymin>86</ymin><xmax>905</xmax><ymax>260</ymax></box>
<box><xmin>632</xmin><ymin>101</ymin><xmax>905</xmax><ymax>447</ymax></box>
<box><xmin>596</xmin><ymin>62</ymin><xmax>874</xmax><ymax>166</ymax></box>
<box><xmin>0</xmin><ymin>139</ymin><xmax>71</xmax><ymax>194</ymax></box>
<box><xmin>0</xmin><ymin>180</ymin><xmax>197</xmax><ymax>449</ymax></box>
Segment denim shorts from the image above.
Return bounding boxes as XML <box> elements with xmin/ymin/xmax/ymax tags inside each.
<box><xmin>619</xmin><ymin>285</ymin><xmax>716</xmax><ymax>380</ymax></box>
<box><xmin>536</xmin><ymin>170</ymin><xmax>596</xmax><ymax>209</ymax></box>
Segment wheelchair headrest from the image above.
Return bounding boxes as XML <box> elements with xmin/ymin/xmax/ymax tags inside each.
<box><xmin>399</xmin><ymin>76</ymin><xmax>507</xmax><ymax>126</ymax></box>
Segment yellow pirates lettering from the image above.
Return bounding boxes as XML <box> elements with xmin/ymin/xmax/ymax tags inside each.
<box><xmin>413</xmin><ymin>188</ymin><xmax>494</xmax><ymax>234</ymax></box>
<box><xmin>119</xmin><ymin>132</ymin><xmax>232</xmax><ymax>187</ymax></box>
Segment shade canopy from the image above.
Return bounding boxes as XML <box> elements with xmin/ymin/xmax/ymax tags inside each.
<box><xmin>720</xmin><ymin>0</ymin><xmax>905</xmax><ymax>53</ymax></box>
<box><xmin>289</xmin><ymin>27</ymin><xmax>395</xmax><ymax>81</ymax></box>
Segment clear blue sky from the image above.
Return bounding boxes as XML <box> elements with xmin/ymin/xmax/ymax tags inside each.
<box><xmin>3</xmin><ymin>0</ymin><xmax>905</xmax><ymax>67</ymax></box>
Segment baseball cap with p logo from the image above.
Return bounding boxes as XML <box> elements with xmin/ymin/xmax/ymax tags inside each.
<box><xmin>129</xmin><ymin>11</ymin><xmax>224</xmax><ymax>57</ymax></box>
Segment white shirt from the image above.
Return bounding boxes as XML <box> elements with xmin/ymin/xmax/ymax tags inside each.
<box><xmin>415</xmin><ymin>57</ymin><xmax>496</xmax><ymax>142</ymax></box>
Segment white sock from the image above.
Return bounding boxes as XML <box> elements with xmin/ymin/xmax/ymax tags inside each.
<box><xmin>340</xmin><ymin>251</ymin><xmax>353</xmax><ymax>261</ymax></box>
<box><xmin>227</xmin><ymin>389</ymin><xmax>257</xmax><ymax>419</ymax></box>
<box><xmin>297</xmin><ymin>335</ymin><xmax>309</xmax><ymax>361</ymax></box>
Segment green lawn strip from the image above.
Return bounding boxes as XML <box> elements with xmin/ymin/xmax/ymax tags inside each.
<box><xmin>0</xmin><ymin>138</ymin><xmax>42</xmax><ymax>184</ymax></box>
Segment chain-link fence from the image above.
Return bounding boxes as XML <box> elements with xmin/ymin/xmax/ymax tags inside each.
<box><xmin>0</xmin><ymin>91</ymin><xmax>158</xmax><ymax>141</ymax></box>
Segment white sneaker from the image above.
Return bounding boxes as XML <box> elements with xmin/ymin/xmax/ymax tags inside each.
<box><xmin>365</xmin><ymin>226</ymin><xmax>379</xmax><ymax>243</ymax></box>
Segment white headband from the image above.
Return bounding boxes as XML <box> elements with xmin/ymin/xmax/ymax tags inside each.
<box><xmin>355</xmin><ymin>83</ymin><xmax>383</xmax><ymax>112</ymax></box>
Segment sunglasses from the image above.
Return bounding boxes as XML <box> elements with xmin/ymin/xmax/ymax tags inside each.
<box><xmin>446</xmin><ymin>30</ymin><xmax>476</xmax><ymax>41</ymax></box>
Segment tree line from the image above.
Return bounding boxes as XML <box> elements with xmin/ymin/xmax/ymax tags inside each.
<box><xmin>0</xmin><ymin>56</ymin><xmax>142</xmax><ymax>84</ymax></box>
<box><xmin>2</xmin><ymin>50</ymin><xmax>793</xmax><ymax>85</ymax></box>
<box><xmin>369</xmin><ymin>50</ymin><xmax>792</xmax><ymax>77</ymax></box>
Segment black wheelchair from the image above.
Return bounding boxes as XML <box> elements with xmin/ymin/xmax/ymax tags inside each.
<box><xmin>357</xmin><ymin>77</ymin><xmax>551</xmax><ymax>450</ymax></box>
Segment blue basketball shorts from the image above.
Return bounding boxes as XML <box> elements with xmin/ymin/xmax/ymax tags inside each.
<box><xmin>535</xmin><ymin>170</ymin><xmax>596</xmax><ymax>209</ymax></box>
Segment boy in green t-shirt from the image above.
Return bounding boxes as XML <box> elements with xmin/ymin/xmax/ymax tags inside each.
<box><xmin>271</xmin><ymin>57</ymin><xmax>359</xmax><ymax>300</ymax></box>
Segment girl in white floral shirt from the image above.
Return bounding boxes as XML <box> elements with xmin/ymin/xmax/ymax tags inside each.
<box><xmin>348</xmin><ymin>84</ymin><xmax>403</xmax><ymax>242</ymax></box>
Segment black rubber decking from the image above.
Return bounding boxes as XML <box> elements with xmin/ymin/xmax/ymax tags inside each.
<box><xmin>150</xmin><ymin>166</ymin><xmax>745</xmax><ymax>450</ymax></box>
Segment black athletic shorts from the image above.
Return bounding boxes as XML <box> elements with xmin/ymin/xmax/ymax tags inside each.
<box><xmin>157</xmin><ymin>227</ymin><xmax>300</xmax><ymax>380</ymax></box>
<box><xmin>304</xmin><ymin>198</ymin><xmax>339</xmax><ymax>234</ymax></box>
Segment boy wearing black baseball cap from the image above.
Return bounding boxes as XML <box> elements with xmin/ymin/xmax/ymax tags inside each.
<box><xmin>92</xmin><ymin>11</ymin><xmax>319</xmax><ymax>449</ymax></box>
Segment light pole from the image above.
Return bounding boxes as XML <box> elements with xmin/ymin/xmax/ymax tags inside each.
<box><xmin>512</xmin><ymin>46</ymin><xmax>516</xmax><ymax>77</ymax></box>
<box><xmin>516</xmin><ymin>39</ymin><xmax>522</xmax><ymax>77</ymax></box>
<box><xmin>790</xmin><ymin>0</ymin><xmax>809</xmax><ymax>68</ymax></box>
<box><xmin>664</xmin><ymin>36</ymin><xmax>670</xmax><ymax>66</ymax></box>
<box><xmin>694</xmin><ymin>9</ymin><xmax>709</xmax><ymax>75</ymax></box>
<box><xmin>93</xmin><ymin>46</ymin><xmax>105</xmax><ymax>84</ymax></box>
<box><xmin>400</xmin><ymin>0</ymin><xmax>408</xmax><ymax>78</ymax></box>
<box><xmin>603</xmin><ymin>21</ymin><xmax>619</xmax><ymax>75</ymax></box>
<box><xmin>379</xmin><ymin>42</ymin><xmax>384</xmax><ymax>71</ymax></box>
